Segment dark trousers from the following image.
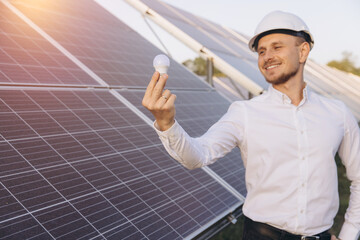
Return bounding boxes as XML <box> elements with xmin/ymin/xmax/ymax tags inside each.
<box><xmin>242</xmin><ymin>216</ymin><xmax>331</xmax><ymax>240</ymax></box>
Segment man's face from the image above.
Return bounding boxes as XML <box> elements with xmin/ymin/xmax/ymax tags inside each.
<box><xmin>257</xmin><ymin>33</ymin><xmax>301</xmax><ymax>85</ymax></box>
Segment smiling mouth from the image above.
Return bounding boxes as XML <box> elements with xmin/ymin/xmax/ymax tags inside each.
<box><xmin>265</xmin><ymin>64</ymin><xmax>281</xmax><ymax>70</ymax></box>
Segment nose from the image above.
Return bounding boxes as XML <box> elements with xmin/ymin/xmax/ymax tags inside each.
<box><xmin>263</xmin><ymin>50</ymin><xmax>274</xmax><ymax>62</ymax></box>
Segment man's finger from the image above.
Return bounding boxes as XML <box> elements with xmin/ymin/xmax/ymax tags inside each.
<box><xmin>153</xmin><ymin>74</ymin><xmax>168</xmax><ymax>99</ymax></box>
<box><xmin>164</xmin><ymin>94</ymin><xmax>176</xmax><ymax>108</ymax></box>
<box><xmin>144</xmin><ymin>71</ymin><xmax>160</xmax><ymax>100</ymax></box>
<box><xmin>157</xmin><ymin>89</ymin><xmax>171</xmax><ymax>103</ymax></box>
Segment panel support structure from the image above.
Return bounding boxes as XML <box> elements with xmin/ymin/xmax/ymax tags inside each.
<box><xmin>206</xmin><ymin>57</ymin><xmax>214</xmax><ymax>86</ymax></box>
<box><xmin>124</xmin><ymin>0</ymin><xmax>264</xmax><ymax>96</ymax></box>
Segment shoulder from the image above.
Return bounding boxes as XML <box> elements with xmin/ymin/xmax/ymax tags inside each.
<box><xmin>310</xmin><ymin>91</ymin><xmax>347</xmax><ymax>113</ymax></box>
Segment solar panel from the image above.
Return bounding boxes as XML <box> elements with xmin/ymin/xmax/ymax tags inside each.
<box><xmin>127</xmin><ymin>0</ymin><xmax>360</xmax><ymax>121</ymax></box>
<box><xmin>0</xmin><ymin>88</ymin><xmax>240</xmax><ymax>239</ymax></box>
<box><xmin>10</xmin><ymin>0</ymin><xmax>210</xmax><ymax>90</ymax></box>
<box><xmin>126</xmin><ymin>0</ymin><xmax>267</xmax><ymax>94</ymax></box>
<box><xmin>0</xmin><ymin>5</ymin><xmax>98</xmax><ymax>86</ymax></box>
<box><xmin>120</xmin><ymin>90</ymin><xmax>247</xmax><ymax>197</ymax></box>
<box><xmin>1</xmin><ymin>0</ymin><xmax>246</xmax><ymax>239</ymax></box>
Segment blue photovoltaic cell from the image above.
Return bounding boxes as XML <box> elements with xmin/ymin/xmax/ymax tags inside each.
<box><xmin>139</xmin><ymin>0</ymin><xmax>268</xmax><ymax>89</ymax></box>
<box><xmin>138</xmin><ymin>0</ymin><xmax>360</xmax><ymax>120</ymax></box>
<box><xmin>0</xmin><ymin>4</ymin><xmax>98</xmax><ymax>86</ymax></box>
<box><xmin>0</xmin><ymin>0</ymin><xmax>246</xmax><ymax>239</ymax></box>
<box><xmin>11</xmin><ymin>0</ymin><xmax>210</xmax><ymax>90</ymax></box>
<box><xmin>120</xmin><ymin>89</ymin><xmax>247</xmax><ymax>196</ymax></box>
<box><xmin>0</xmin><ymin>89</ymin><xmax>240</xmax><ymax>239</ymax></box>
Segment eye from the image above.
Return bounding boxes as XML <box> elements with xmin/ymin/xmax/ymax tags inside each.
<box><xmin>258</xmin><ymin>50</ymin><xmax>265</xmax><ymax>56</ymax></box>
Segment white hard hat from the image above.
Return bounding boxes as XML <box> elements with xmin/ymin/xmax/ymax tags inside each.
<box><xmin>248</xmin><ymin>11</ymin><xmax>314</xmax><ymax>52</ymax></box>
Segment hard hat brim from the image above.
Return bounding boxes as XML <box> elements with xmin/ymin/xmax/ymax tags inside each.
<box><xmin>248</xmin><ymin>29</ymin><xmax>314</xmax><ymax>52</ymax></box>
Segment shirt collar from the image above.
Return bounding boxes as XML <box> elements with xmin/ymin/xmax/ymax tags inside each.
<box><xmin>267</xmin><ymin>84</ymin><xmax>309</xmax><ymax>106</ymax></box>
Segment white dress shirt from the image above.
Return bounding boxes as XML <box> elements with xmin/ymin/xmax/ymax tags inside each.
<box><xmin>155</xmin><ymin>85</ymin><xmax>360</xmax><ymax>240</ymax></box>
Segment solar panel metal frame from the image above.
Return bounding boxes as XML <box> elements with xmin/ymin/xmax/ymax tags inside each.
<box><xmin>125</xmin><ymin>0</ymin><xmax>360</xmax><ymax>121</ymax></box>
<box><xmin>1</xmin><ymin>0</ymin><xmax>247</xmax><ymax>239</ymax></box>
<box><xmin>124</xmin><ymin>0</ymin><xmax>265</xmax><ymax>96</ymax></box>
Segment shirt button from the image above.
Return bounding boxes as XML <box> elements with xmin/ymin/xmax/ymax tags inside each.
<box><xmin>301</xmin><ymin>130</ymin><xmax>304</xmax><ymax>134</ymax></box>
<box><xmin>302</xmin><ymin>157</ymin><xmax>305</xmax><ymax>160</ymax></box>
<box><xmin>300</xmin><ymin>210</ymin><xmax>304</xmax><ymax>214</ymax></box>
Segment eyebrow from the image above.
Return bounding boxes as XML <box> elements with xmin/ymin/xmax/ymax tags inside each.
<box><xmin>257</xmin><ymin>41</ymin><xmax>284</xmax><ymax>52</ymax></box>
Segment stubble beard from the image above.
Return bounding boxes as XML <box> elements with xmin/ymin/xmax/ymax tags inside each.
<box><xmin>265</xmin><ymin>65</ymin><xmax>299</xmax><ymax>86</ymax></box>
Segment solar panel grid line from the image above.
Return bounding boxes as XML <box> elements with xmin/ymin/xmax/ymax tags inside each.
<box><xmin>160</xmin><ymin>4</ymin><xmax>252</xmax><ymax>62</ymax></box>
<box><xmin>107</xmin><ymin>90</ymin><xmax>245</xmax><ymax>201</ymax></box>
<box><xmin>307</xmin><ymin>61</ymin><xmax>360</xmax><ymax>100</ymax></box>
<box><xmin>222</xmin><ymin>25</ymin><xmax>250</xmax><ymax>45</ymax></box>
<box><xmin>90</xmin><ymin>179</ymin><xmax>238</xmax><ymax>240</ymax></box>
<box><xmin>148</xmin><ymin>0</ymin><xmax>360</xmax><ymax>122</ymax></box>
<box><xmin>307</xmin><ymin>64</ymin><xmax>359</xmax><ymax>96</ymax></box>
<box><xmin>1</xmin><ymin>161</ymin><xmax>179</xmax><ymax>229</ymax></box>
<box><xmin>1</xmin><ymin>88</ymin><xmax>243</xmax><ymax>238</ymax></box>
<box><xmin>149</xmin><ymin>7</ymin><xmax>263</xmax><ymax>95</ymax></box>
<box><xmin>305</xmin><ymin>66</ymin><xmax>360</xmax><ymax>103</ymax></box>
<box><xmin>0</xmin><ymin>163</ymin><xmax>100</xmax><ymax>238</ymax></box>
<box><xmin>147</xmin><ymin>0</ymin><xmax>237</xmax><ymax>56</ymax></box>
<box><xmin>213</xmin><ymin>76</ymin><xmax>247</xmax><ymax>100</ymax></box>
<box><xmin>1</xmin><ymin>44</ymin><xmax>87</xmax><ymax>87</ymax></box>
<box><xmin>182</xmin><ymin>204</ymin><xmax>240</xmax><ymax>240</ymax></box>
<box><xmin>208</xmin><ymin>81</ymin><xmax>236</xmax><ymax>103</ymax></box>
<box><xmin>11</xmin><ymin>0</ymin><xmax>210</xmax><ymax>90</ymax></box>
<box><xmin>0</xmin><ymin>96</ymin><xmax>110</xmax><ymax>239</ymax></box>
<box><xmin>0</xmin><ymin>89</ymin><xmax>186</xmax><ymax>236</ymax></box>
<box><xmin>202</xmin><ymin>167</ymin><xmax>245</xmax><ymax>201</ymax></box>
<box><xmin>0</xmin><ymin>181</ymin><xmax>56</xmax><ymax>239</ymax></box>
<box><xmin>327</xmin><ymin>68</ymin><xmax>360</xmax><ymax>91</ymax></box>
<box><xmin>142</xmin><ymin>0</ymin><xmax>255</xmax><ymax>64</ymax></box>
<box><xmin>127</xmin><ymin>0</ymin><xmax>265</xmax><ymax>95</ymax></box>
<box><xmin>118</xmin><ymin>90</ymin><xmax>247</xmax><ymax>199</ymax></box>
<box><xmin>195</xmin><ymin>19</ymin><xmax>258</xmax><ymax>62</ymax></box>
<box><xmin>0</xmin><ymin>137</ymin><xmax>162</xmax><ymax>181</ymax></box>
<box><xmin>0</xmin><ymin>91</ymin><xmax>142</xmax><ymax>236</ymax></box>
<box><xmin>2</xmin><ymin>0</ymin><xmax>109</xmax><ymax>87</ymax></box>
<box><xmin>25</xmin><ymin>89</ymin><xmax>182</xmax><ymax>213</ymax></box>
<box><xmin>0</xmin><ymin>6</ymin><xmax>98</xmax><ymax>87</ymax></box>
<box><xmin>5</xmin><ymin>0</ymin><xmax>208</xmax><ymax>161</ymax></box>
<box><xmin>0</xmin><ymin>0</ymin><xmax>248</xmax><ymax>238</ymax></box>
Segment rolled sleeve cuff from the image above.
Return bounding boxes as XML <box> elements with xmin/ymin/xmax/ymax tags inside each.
<box><xmin>153</xmin><ymin>120</ymin><xmax>179</xmax><ymax>140</ymax></box>
<box><xmin>339</xmin><ymin>221</ymin><xmax>360</xmax><ymax>240</ymax></box>
<box><xmin>153</xmin><ymin>120</ymin><xmax>186</xmax><ymax>163</ymax></box>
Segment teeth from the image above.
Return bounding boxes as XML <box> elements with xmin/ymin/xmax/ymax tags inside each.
<box><xmin>266</xmin><ymin>64</ymin><xmax>280</xmax><ymax>70</ymax></box>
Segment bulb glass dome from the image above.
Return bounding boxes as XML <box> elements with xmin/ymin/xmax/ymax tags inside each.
<box><xmin>153</xmin><ymin>54</ymin><xmax>170</xmax><ymax>75</ymax></box>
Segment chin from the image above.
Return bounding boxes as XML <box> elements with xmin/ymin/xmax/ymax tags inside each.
<box><xmin>265</xmin><ymin>76</ymin><xmax>290</xmax><ymax>85</ymax></box>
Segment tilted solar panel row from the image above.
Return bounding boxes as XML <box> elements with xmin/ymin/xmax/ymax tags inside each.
<box><xmin>126</xmin><ymin>0</ymin><xmax>360</xmax><ymax>120</ymax></box>
<box><xmin>0</xmin><ymin>0</ymin><xmax>246</xmax><ymax>239</ymax></box>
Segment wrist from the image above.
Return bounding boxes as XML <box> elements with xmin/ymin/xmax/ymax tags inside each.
<box><xmin>155</xmin><ymin>119</ymin><xmax>175</xmax><ymax>131</ymax></box>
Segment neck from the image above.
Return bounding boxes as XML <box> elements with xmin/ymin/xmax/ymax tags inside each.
<box><xmin>272</xmin><ymin>70</ymin><xmax>305</xmax><ymax>106</ymax></box>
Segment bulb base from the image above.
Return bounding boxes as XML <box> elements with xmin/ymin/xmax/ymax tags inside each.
<box><xmin>155</xmin><ymin>66</ymin><xmax>168</xmax><ymax>75</ymax></box>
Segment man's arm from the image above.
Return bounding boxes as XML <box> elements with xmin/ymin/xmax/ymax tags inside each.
<box><xmin>338</xmin><ymin>106</ymin><xmax>360</xmax><ymax>240</ymax></box>
<box><xmin>142</xmin><ymin>72</ymin><xmax>242</xmax><ymax>169</ymax></box>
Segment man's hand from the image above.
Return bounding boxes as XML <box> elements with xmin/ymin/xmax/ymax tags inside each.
<box><xmin>142</xmin><ymin>72</ymin><xmax>176</xmax><ymax>131</ymax></box>
<box><xmin>331</xmin><ymin>235</ymin><xmax>340</xmax><ymax>240</ymax></box>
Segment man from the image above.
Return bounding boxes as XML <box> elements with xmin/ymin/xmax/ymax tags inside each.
<box><xmin>142</xmin><ymin>11</ymin><xmax>360</xmax><ymax>240</ymax></box>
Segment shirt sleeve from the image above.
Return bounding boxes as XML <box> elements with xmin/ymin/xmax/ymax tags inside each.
<box><xmin>338</xmin><ymin>106</ymin><xmax>360</xmax><ymax>240</ymax></box>
<box><xmin>154</xmin><ymin>102</ymin><xmax>244</xmax><ymax>170</ymax></box>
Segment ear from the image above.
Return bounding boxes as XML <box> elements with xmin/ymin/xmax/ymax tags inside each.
<box><xmin>299</xmin><ymin>42</ymin><xmax>310</xmax><ymax>64</ymax></box>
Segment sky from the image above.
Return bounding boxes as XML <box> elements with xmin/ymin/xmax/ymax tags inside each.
<box><xmin>96</xmin><ymin>0</ymin><xmax>360</xmax><ymax>67</ymax></box>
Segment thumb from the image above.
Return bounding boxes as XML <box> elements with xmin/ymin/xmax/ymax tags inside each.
<box><xmin>331</xmin><ymin>235</ymin><xmax>338</xmax><ymax>240</ymax></box>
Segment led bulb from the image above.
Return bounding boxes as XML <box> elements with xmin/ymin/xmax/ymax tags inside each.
<box><xmin>153</xmin><ymin>54</ymin><xmax>170</xmax><ymax>75</ymax></box>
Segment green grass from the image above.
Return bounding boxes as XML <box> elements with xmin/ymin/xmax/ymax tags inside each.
<box><xmin>210</xmin><ymin>154</ymin><xmax>351</xmax><ymax>239</ymax></box>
